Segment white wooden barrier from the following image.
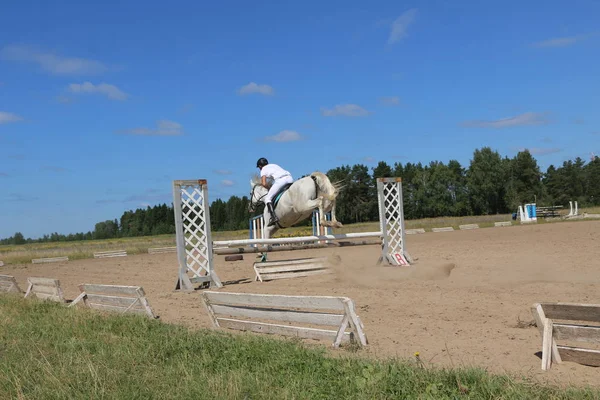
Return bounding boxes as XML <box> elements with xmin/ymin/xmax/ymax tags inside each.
<box><xmin>432</xmin><ymin>227</ymin><xmax>454</xmax><ymax>232</ymax></box>
<box><xmin>172</xmin><ymin>177</ymin><xmax>411</xmax><ymax>291</ymax></box>
<box><xmin>70</xmin><ymin>284</ymin><xmax>157</xmax><ymax>319</ymax></box>
<box><xmin>406</xmin><ymin>228</ymin><xmax>425</xmax><ymax>235</ymax></box>
<box><xmin>0</xmin><ymin>274</ymin><xmax>23</xmax><ymax>294</ymax></box>
<box><xmin>148</xmin><ymin>246</ymin><xmax>177</xmax><ymax>254</ymax></box>
<box><xmin>0</xmin><ymin>260</ymin><xmax>5</xmax><ymax>267</ymax></box>
<box><xmin>494</xmin><ymin>221</ymin><xmax>512</xmax><ymax>227</ymax></box>
<box><xmin>201</xmin><ymin>291</ymin><xmax>368</xmax><ymax>348</ymax></box>
<box><xmin>31</xmin><ymin>256</ymin><xmax>69</xmax><ymax>264</ymax></box>
<box><xmin>24</xmin><ymin>277</ymin><xmax>66</xmax><ymax>303</ymax></box>
<box><xmin>93</xmin><ymin>250</ymin><xmax>127</xmax><ymax>259</ymax></box>
<box><xmin>459</xmin><ymin>224</ymin><xmax>479</xmax><ymax>230</ymax></box>
<box><xmin>254</xmin><ymin>257</ymin><xmax>329</xmax><ymax>282</ymax></box>
<box><xmin>531</xmin><ymin>302</ymin><xmax>600</xmax><ymax>370</ymax></box>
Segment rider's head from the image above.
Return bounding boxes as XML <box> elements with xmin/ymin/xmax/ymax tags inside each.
<box><xmin>256</xmin><ymin>157</ymin><xmax>268</xmax><ymax>169</ymax></box>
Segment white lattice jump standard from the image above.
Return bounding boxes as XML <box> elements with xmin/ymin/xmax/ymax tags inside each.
<box><xmin>172</xmin><ymin>177</ymin><xmax>412</xmax><ymax>291</ymax></box>
<box><xmin>201</xmin><ymin>291</ymin><xmax>368</xmax><ymax>348</ymax></box>
<box><xmin>94</xmin><ymin>250</ymin><xmax>127</xmax><ymax>259</ymax></box>
<box><xmin>31</xmin><ymin>256</ymin><xmax>69</xmax><ymax>264</ymax></box>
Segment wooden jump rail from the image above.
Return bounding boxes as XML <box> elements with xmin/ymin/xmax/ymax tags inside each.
<box><xmin>201</xmin><ymin>291</ymin><xmax>368</xmax><ymax>348</ymax></box>
<box><xmin>31</xmin><ymin>256</ymin><xmax>69</xmax><ymax>264</ymax></box>
<box><xmin>432</xmin><ymin>227</ymin><xmax>454</xmax><ymax>233</ymax></box>
<box><xmin>148</xmin><ymin>247</ymin><xmax>177</xmax><ymax>254</ymax></box>
<box><xmin>69</xmin><ymin>283</ymin><xmax>157</xmax><ymax>319</ymax></box>
<box><xmin>459</xmin><ymin>224</ymin><xmax>479</xmax><ymax>230</ymax></box>
<box><xmin>93</xmin><ymin>250</ymin><xmax>128</xmax><ymax>259</ymax></box>
<box><xmin>531</xmin><ymin>302</ymin><xmax>600</xmax><ymax>370</ymax></box>
<box><xmin>0</xmin><ymin>274</ymin><xmax>23</xmax><ymax>294</ymax></box>
<box><xmin>254</xmin><ymin>257</ymin><xmax>330</xmax><ymax>282</ymax></box>
<box><xmin>24</xmin><ymin>277</ymin><xmax>66</xmax><ymax>303</ymax></box>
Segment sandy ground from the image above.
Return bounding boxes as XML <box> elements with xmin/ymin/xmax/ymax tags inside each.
<box><xmin>3</xmin><ymin>220</ymin><xmax>600</xmax><ymax>389</ymax></box>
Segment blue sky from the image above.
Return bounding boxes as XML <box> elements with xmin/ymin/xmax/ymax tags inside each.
<box><xmin>1</xmin><ymin>0</ymin><xmax>599</xmax><ymax>239</ymax></box>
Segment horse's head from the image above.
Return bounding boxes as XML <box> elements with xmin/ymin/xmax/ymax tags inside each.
<box><xmin>248</xmin><ymin>175</ymin><xmax>267</xmax><ymax>212</ymax></box>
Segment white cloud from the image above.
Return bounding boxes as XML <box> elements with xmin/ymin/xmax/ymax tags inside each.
<box><xmin>517</xmin><ymin>147</ymin><xmax>562</xmax><ymax>156</ymax></box>
<box><xmin>117</xmin><ymin>120</ymin><xmax>183</xmax><ymax>136</ymax></box>
<box><xmin>388</xmin><ymin>9</ymin><xmax>418</xmax><ymax>44</ymax></box>
<box><xmin>238</xmin><ymin>82</ymin><xmax>275</xmax><ymax>96</ymax></box>
<box><xmin>214</xmin><ymin>169</ymin><xmax>232</xmax><ymax>175</ymax></box>
<box><xmin>0</xmin><ymin>111</ymin><xmax>23</xmax><ymax>124</ymax></box>
<box><xmin>263</xmin><ymin>130</ymin><xmax>304</xmax><ymax>142</ymax></box>
<box><xmin>68</xmin><ymin>82</ymin><xmax>128</xmax><ymax>101</ymax></box>
<box><xmin>531</xmin><ymin>33</ymin><xmax>594</xmax><ymax>48</ymax></box>
<box><xmin>221</xmin><ymin>180</ymin><xmax>235</xmax><ymax>187</ymax></box>
<box><xmin>0</xmin><ymin>45</ymin><xmax>108</xmax><ymax>75</ymax></box>
<box><xmin>379</xmin><ymin>96</ymin><xmax>400</xmax><ymax>106</ymax></box>
<box><xmin>460</xmin><ymin>112</ymin><xmax>550</xmax><ymax>128</ymax></box>
<box><xmin>321</xmin><ymin>104</ymin><xmax>370</xmax><ymax>117</ymax></box>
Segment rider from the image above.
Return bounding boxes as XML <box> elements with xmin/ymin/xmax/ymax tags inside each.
<box><xmin>256</xmin><ymin>157</ymin><xmax>294</xmax><ymax>226</ymax></box>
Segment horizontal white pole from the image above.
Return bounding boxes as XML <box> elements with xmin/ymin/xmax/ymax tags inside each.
<box><xmin>214</xmin><ymin>231</ymin><xmax>382</xmax><ymax>247</ymax></box>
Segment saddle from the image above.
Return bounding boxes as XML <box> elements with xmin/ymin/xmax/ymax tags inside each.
<box><xmin>272</xmin><ymin>183</ymin><xmax>294</xmax><ymax>209</ymax></box>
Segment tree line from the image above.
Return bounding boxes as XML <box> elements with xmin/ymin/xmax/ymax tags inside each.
<box><xmin>2</xmin><ymin>147</ymin><xmax>598</xmax><ymax>245</ymax></box>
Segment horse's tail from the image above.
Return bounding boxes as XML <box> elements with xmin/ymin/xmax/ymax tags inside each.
<box><xmin>310</xmin><ymin>171</ymin><xmax>343</xmax><ymax>201</ymax></box>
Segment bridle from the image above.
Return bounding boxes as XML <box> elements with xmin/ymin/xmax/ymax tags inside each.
<box><xmin>248</xmin><ymin>184</ymin><xmax>267</xmax><ymax>212</ymax></box>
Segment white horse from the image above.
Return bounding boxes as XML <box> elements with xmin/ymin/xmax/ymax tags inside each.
<box><xmin>249</xmin><ymin>171</ymin><xmax>343</xmax><ymax>238</ymax></box>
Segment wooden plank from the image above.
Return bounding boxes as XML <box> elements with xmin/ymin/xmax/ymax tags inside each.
<box><xmin>27</xmin><ymin>277</ymin><xmax>60</xmax><ymax>286</ymax></box>
<box><xmin>432</xmin><ymin>227</ymin><xmax>454</xmax><ymax>232</ymax></box>
<box><xmin>148</xmin><ymin>247</ymin><xmax>177</xmax><ymax>254</ymax></box>
<box><xmin>210</xmin><ymin>304</ymin><xmax>344</xmax><ymax>327</ymax></box>
<box><xmin>86</xmin><ymin>302</ymin><xmax>152</xmax><ymax>316</ymax></box>
<box><xmin>84</xmin><ymin>294</ymin><xmax>145</xmax><ymax>310</ymax></box>
<box><xmin>79</xmin><ymin>284</ymin><xmax>142</xmax><ymax>296</ymax></box>
<box><xmin>0</xmin><ymin>275</ymin><xmax>22</xmax><ymax>293</ymax></box>
<box><xmin>93</xmin><ymin>250</ymin><xmax>127</xmax><ymax>258</ymax></box>
<box><xmin>459</xmin><ymin>224</ymin><xmax>479</xmax><ymax>230</ymax></box>
<box><xmin>405</xmin><ymin>228</ymin><xmax>425</xmax><ymax>235</ymax></box>
<box><xmin>29</xmin><ymin>284</ymin><xmax>60</xmax><ymax>296</ymax></box>
<box><xmin>254</xmin><ymin>257</ymin><xmax>327</xmax><ymax>267</ymax></box>
<box><xmin>216</xmin><ymin>318</ymin><xmax>351</xmax><ymax>343</ymax></box>
<box><xmin>540</xmin><ymin>303</ymin><xmax>600</xmax><ymax>324</ymax></box>
<box><xmin>558</xmin><ymin>346</ymin><xmax>600</xmax><ymax>367</ymax></box>
<box><xmin>553</xmin><ymin>324</ymin><xmax>600</xmax><ymax>344</ymax></box>
<box><xmin>259</xmin><ymin>268</ymin><xmax>331</xmax><ymax>281</ymax></box>
<box><xmin>494</xmin><ymin>221</ymin><xmax>512</xmax><ymax>227</ymax></box>
<box><xmin>203</xmin><ymin>291</ymin><xmax>346</xmax><ymax>311</ymax></box>
<box><xmin>255</xmin><ymin>262</ymin><xmax>326</xmax><ymax>274</ymax></box>
<box><xmin>31</xmin><ymin>292</ymin><xmax>64</xmax><ymax>302</ymax></box>
<box><xmin>32</xmin><ymin>256</ymin><xmax>69</xmax><ymax>264</ymax></box>
<box><xmin>531</xmin><ymin>304</ymin><xmax>562</xmax><ymax>364</ymax></box>
<box><xmin>542</xmin><ymin>318</ymin><xmax>554</xmax><ymax>370</ymax></box>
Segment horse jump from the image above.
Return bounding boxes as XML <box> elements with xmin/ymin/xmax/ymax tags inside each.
<box><xmin>172</xmin><ymin>177</ymin><xmax>411</xmax><ymax>291</ymax></box>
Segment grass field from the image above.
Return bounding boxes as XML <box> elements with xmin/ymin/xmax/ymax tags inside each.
<box><xmin>1</xmin><ymin>295</ymin><xmax>599</xmax><ymax>399</ymax></box>
<box><xmin>2</xmin><ymin>206</ymin><xmax>599</xmax><ymax>265</ymax></box>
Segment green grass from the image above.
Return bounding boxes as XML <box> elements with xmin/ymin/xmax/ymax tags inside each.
<box><xmin>0</xmin><ymin>296</ymin><xmax>598</xmax><ymax>399</ymax></box>
<box><xmin>2</xmin><ymin>206</ymin><xmax>599</xmax><ymax>265</ymax></box>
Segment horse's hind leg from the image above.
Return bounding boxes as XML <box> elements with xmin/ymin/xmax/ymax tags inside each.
<box><xmin>328</xmin><ymin>201</ymin><xmax>343</xmax><ymax>228</ymax></box>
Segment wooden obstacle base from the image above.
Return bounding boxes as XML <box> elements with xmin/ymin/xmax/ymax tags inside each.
<box><xmin>254</xmin><ymin>257</ymin><xmax>329</xmax><ymax>282</ymax></box>
<box><xmin>148</xmin><ymin>247</ymin><xmax>177</xmax><ymax>254</ymax></box>
<box><xmin>459</xmin><ymin>224</ymin><xmax>479</xmax><ymax>230</ymax></box>
<box><xmin>494</xmin><ymin>221</ymin><xmax>512</xmax><ymax>227</ymax></box>
<box><xmin>406</xmin><ymin>228</ymin><xmax>426</xmax><ymax>235</ymax></box>
<box><xmin>69</xmin><ymin>283</ymin><xmax>157</xmax><ymax>318</ymax></box>
<box><xmin>31</xmin><ymin>256</ymin><xmax>69</xmax><ymax>264</ymax></box>
<box><xmin>432</xmin><ymin>227</ymin><xmax>454</xmax><ymax>232</ymax></box>
<box><xmin>94</xmin><ymin>250</ymin><xmax>128</xmax><ymax>259</ymax></box>
<box><xmin>531</xmin><ymin>302</ymin><xmax>600</xmax><ymax>370</ymax></box>
<box><xmin>24</xmin><ymin>277</ymin><xmax>66</xmax><ymax>303</ymax></box>
<box><xmin>201</xmin><ymin>291</ymin><xmax>368</xmax><ymax>348</ymax></box>
<box><xmin>0</xmin><ymin>274</ymin><xmax>23</xmax><ymax>294</ymax></box>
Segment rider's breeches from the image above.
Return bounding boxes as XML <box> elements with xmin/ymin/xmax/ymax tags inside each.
<box><xmin>265</xmin><ymin>175</ymin><xmax>294</xmax><ymax>204</ymax></box>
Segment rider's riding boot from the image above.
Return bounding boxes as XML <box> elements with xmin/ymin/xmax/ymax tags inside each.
<box><xmin>266</xmin><ymin>202</ymin><xmax>279</xmax><ymax>227</ymax></box>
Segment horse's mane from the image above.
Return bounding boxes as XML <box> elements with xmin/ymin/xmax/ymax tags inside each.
<box><xmin>251</xmin><ymin>173</ymin><xmax>262</xmax><ymax>185</ymax></box>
